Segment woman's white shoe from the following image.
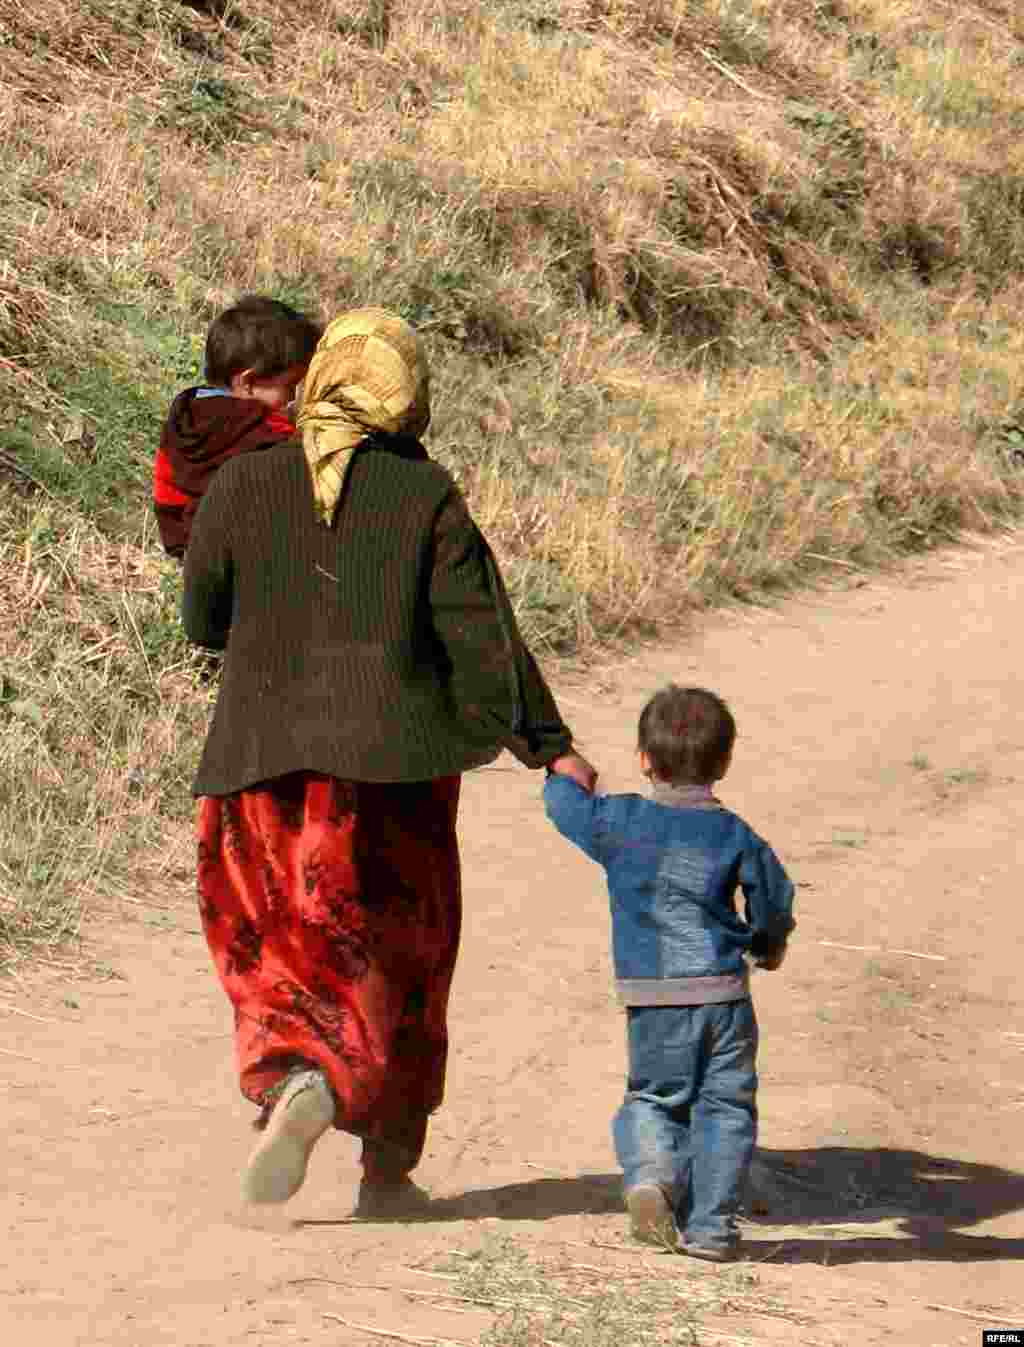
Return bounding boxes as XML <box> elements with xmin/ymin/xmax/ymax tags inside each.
<box><xmin>243</xmin><ymin>1070</ymin><xmax>335</xmax><ymax>1204</ymax></box>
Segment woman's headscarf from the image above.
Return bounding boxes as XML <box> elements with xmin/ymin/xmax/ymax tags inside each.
<box><xmin>296</xmin><ymin>307</ymin><xmax>431</xmax><ymax>525</ymax></box>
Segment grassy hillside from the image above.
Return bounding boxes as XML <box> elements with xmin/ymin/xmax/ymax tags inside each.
<box><xmin>2</xmin><ymin>0</ymin><xmax>1023</xmax><ymax>960</ymax></box>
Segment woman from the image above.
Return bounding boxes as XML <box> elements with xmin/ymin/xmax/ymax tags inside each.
<box><xmin>183</xmin><ymin>308</ymin><xmax>594</xmax><ymax>1212</ymax></box>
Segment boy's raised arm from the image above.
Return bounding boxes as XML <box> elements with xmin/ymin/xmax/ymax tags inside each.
<box><xmin>543</xmin><ymin>773</ymin><xmax>606</xmax><ymax>863</ymax></box>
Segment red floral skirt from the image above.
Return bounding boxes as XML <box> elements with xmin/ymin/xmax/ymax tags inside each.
<box><xmin>196</xmin><ymin>773</ymin><xmax>461</xmax><ymax>1148</ymax></box>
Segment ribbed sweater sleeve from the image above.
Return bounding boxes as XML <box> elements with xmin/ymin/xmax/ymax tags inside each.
<box><xmin>181</xmin><ymin>478</ymin><xmax>235</xmax><ymax>650</ymax></box>
<box><xmin>429</xmin><ymin>491</ymin><xmax>573</xmax><ymax>769</ymax></box>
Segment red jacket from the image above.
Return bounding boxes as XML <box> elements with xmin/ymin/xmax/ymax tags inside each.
<box><xmin>153</xmin><ymin>388</ymin><xmax>294</xmax><ymax>558</ymax></box>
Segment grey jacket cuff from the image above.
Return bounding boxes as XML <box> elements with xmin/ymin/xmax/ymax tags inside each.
<box><xmin>616</xmin><ymin>970</ymin><xmax>750</xmax><ymax>1007</ymax></box>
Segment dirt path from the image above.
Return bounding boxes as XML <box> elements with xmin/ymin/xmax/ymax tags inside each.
<box><xmin>4</xmin><ymin>536</ymin><xmax>1024</xmax><ymax>1347</ymax></box>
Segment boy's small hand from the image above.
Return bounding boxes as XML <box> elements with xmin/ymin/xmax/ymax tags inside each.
<box><xmin>548</xmin><ymin>751</ymin><xmax>598</xmax><ymax>793</ymax></box>
<box><xmin>752</xmin><ymin>947</ymin><xmax>786</xmax><ymax>971</ymax></box>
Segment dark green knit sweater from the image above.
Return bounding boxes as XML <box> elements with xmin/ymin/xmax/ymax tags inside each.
<box><xmin>182</xmin><ymin>437</ymin><xmax>573</xmax><ymax>796</ymax></box>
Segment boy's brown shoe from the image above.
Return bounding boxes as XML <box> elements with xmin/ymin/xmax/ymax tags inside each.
<box><xmin>626</xmin><ymin>1184</ymin><xmax>677</xmax><ymax>1250</ymax></box>
<box><xmin>243</xmin><ymin>1069</ymin><xmax>335</xmax><ymax>1204</ymax></box>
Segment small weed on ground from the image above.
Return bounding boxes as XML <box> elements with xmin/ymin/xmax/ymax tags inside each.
<box><xmin>944</xmin><ymin>766</ymin><xmax>991</xmax><ymax>788</ymax></box>
<box><xmin>830</xmin><ymin>830</ymin><xmax>868</xmax><ymax>849</ymax></box>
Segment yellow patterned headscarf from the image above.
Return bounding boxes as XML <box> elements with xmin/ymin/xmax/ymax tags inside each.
<box><xmin>296</xmin><ymin>307</ymin><xmax>430</xmax><ymax>525</ymax></box>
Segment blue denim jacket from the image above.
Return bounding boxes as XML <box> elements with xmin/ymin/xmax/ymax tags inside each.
<box><xmin>544</xmin><ymin>776</ymin><xmax>795</xmax><ymax>1006</ymax></box>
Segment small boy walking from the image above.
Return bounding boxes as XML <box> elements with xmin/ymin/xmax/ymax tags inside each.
<box><xmin>544</xmin><ymin>685</ymin><xmax>795</xmax><ymax>1261</ymax></box>
<box><xmin>153</xmin><ymin>295</ymin><xmax>322</xmax><ymax>558</ymax></box>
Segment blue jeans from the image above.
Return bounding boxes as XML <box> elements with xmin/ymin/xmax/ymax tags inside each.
<box><xmin>613</xmin><ymin>999</ymin><xmax>758</xmax><ymax>1250</ymax></box>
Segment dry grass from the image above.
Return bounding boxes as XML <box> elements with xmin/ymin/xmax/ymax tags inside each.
<box><xmin>0</xmin><ymin>497</ymin><xmax>210</xmax><ymax>968</ymax></box>
<box><xmin>402</xmin><ymin>1236</ymin><xmax>807</xmax><ymax>1347</ymax></box>
<box><xmin>314</xmin><ymin>1233</ymin><xmax>811</xmax><ymax>1346</ymax></box>
<box><xmin>2</xmin><ymin>0</ymin><xmax>1024</xmax><ymax>955</ymax></box>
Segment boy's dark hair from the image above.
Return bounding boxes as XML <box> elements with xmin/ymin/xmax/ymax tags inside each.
<box><xmin>637</xmin><ymin>684</ymin><xmax>736</xmax><ymax>785</ymax></box>
<box><xmin>204</xmin><ymin>295</ymin><xmax>322</xmax><ymax>387</ymax></box>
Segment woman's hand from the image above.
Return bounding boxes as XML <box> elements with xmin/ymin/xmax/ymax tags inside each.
<box><xmin>547</xmin><ymin>751</ymin><xmax>599</xmax><ymax>793</ymax></box>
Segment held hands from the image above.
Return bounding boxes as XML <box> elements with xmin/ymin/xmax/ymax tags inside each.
<box><xmin>547</xmin><ymin>751</ymin><xmax>599</xmax><ymax>794</ymax></box>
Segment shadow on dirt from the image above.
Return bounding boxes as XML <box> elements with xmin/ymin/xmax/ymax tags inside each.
<box><xmin>299</xmin><ymin>1146</ymin><xmax>1024</xmax><ymax>1262</ymax></box>
<box><xmin>424</xmin><ymin>1171</ymin><xmax>623</xmax><ymax>1222</ymax></box>
<box><xmin>741</xmin><ymin>1229</ymin><xmax>1024</xmax><ymax>1264</ymax></box>
<box><xmin>740</xmin><ymin>1145</ymin><xmax>1024</xmax><ymax>1263</ymax></box>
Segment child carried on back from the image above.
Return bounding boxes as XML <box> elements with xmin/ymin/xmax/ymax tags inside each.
<box><xmin>545</xmin><ymin>684</ymin><xmax>795</xmax><ymax>1262</ymax></box>
<box><xmin>153</xmin><ymin>295</ymin><xmax>321</xmax><ymax>558</ymax></box>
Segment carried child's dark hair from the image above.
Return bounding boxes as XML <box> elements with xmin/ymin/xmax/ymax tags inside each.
<box><xmin>638</xmin><ymin>684</ymin><xmax>736</xmax><ymax>785</ymax></box>
<box><xmin>204</xmin><ymin>295</ymin><xmax>323</xmax><ymax>387</ymax></box>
